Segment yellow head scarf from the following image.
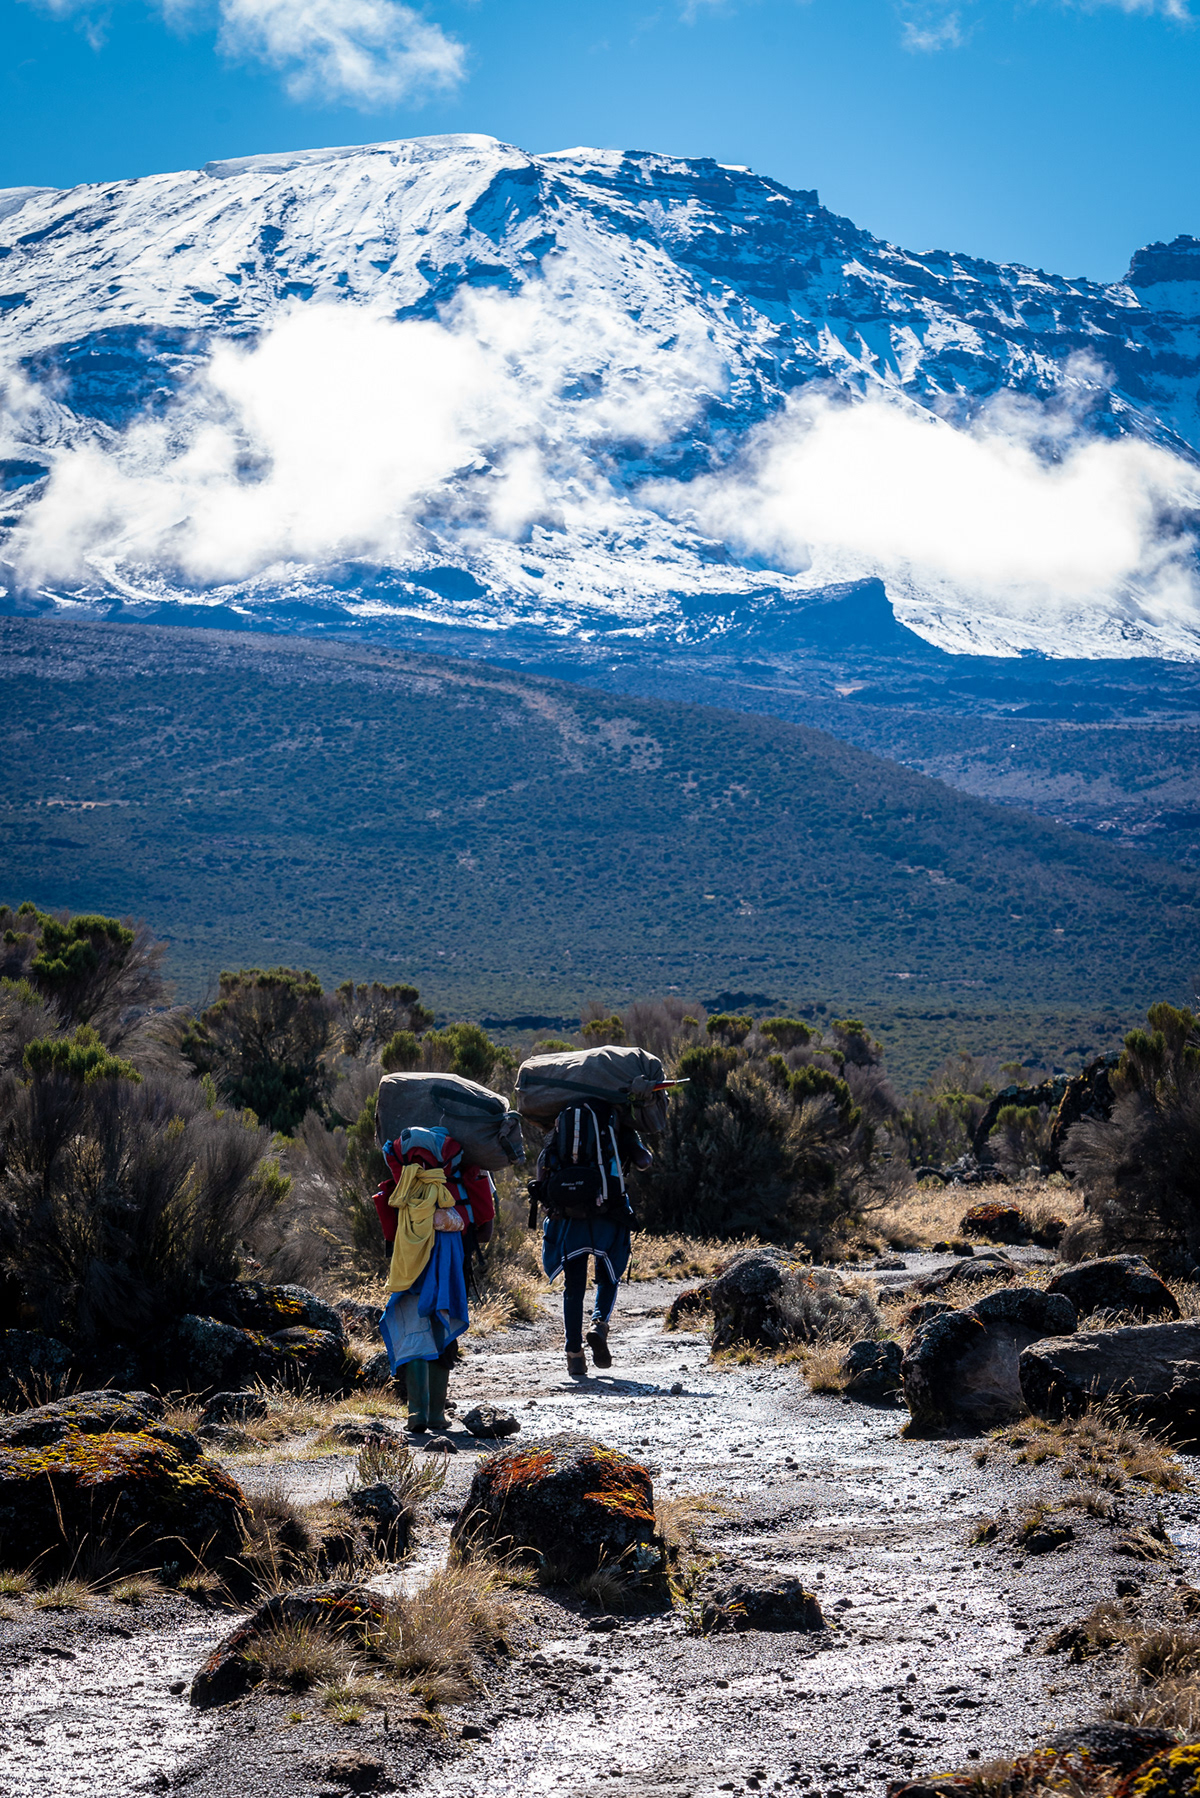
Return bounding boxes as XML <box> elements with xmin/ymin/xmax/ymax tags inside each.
<box><xmin>386</xmin><ymin>1162</ymin><xmax>459</xmax><ymax>1293</ymax></box>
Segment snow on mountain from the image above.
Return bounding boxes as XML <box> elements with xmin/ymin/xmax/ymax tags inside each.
<box><xmin>1</xmin><ymin>134</ymin><xmax>1199</xmax><ymax>658</ymax></box>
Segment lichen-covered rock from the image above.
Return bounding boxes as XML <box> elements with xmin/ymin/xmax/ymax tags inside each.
<box><xmin>212</xmin><ymin>1282</ymin><xmax>346</xmax><ymax>1340</ymax></box>
<box><xmin>1044</xmin><ymin>1723</ymin><xmax>1176</xmax><ymax>1776</ymax></box>
<box><xmin>841</xmin><ymin>1339</ymin><xmax>904</xmax><ymax>1402</ymax></box>
<box><xmin>664</xmin><ymin>1286</ymin><xmax>712</xmax><ymax>1329</ymax></box>
<box><xmin>190</xmin><ymin>1582</ymin><xmax>391</xmax><ymax>1708</ymax></box>
<box><xmin>0</xmin><ymin>1328</ymin><xmax>74</xmax><ymax>1408</ymax></box>
<box><xmin>461</xmin><ymin>1405</ymin><xmax>520</xmax><ymax>1439</ymax></box>
<box><xmin>361</xmin><ymin>1351</ymin><xmax>395</xmax><ymax>1387</ymax></box>
<box><xmin>0</xmin><ymin>1390</ymin><xmax>249</xmax><ymax>1575</ymax></box>
<box><xmin>451</xmin><ymin>1439</ymin><xmax>657</xmax><ymax>1576</ymax></box>
<box><xmin>1114</xmin><ymin>1740</ymin><xmax>1200</xmax><ymax>1798</ymax></box>
<box><xmin>1020</xmin><ymin>1322</ymin><xmax>1200</xmax><ymax>1438</ymax></box>
<box><xmin>336</xmin><ymin>1300</ymin><xmax>383</xmax><ymax>1338</ymax></box>
<box><xmin>960</xmin><ymin>1202</ymin><xmax>1029</xmax><ymax>1243</ymax></box>
<box><xmin>708</xmin><ymin>1250</ymin><xmax>879</xmax><ymax>1352</ymax></box>
<box><xmin>902</xmin><ymin>1288</ymin><xmax>1076</xmax><ymax>1430</ymax></box>
<box><xmin>170</xmin><ymin>1315</ymin><xmax>359</xmax><ymax>1396</ymax></box>
<box><xmin>1047</xmin><ymin>1256</ymin><xmax>1180</xmax><ymax>1323</ymax></box>
<box><xmin>260</xmin><ymin>1326</ymin><xmax>358</xmax><ymax>1393</ymax></box>
<box><xmin>699</xmin><ymin>1573</ymin><xmax>826</xmax><ymax>1633</ymax></box>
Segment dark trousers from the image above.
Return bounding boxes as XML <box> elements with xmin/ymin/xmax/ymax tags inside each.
<box><xmin>562</xmin><ymin>1254</ymin><xmax>620</xmax><ymax>1354</ymax></box>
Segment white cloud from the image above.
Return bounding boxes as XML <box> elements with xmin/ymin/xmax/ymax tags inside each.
<box><xmin>900</xmin><ymin>7</ymin><xmax>965</xmax><ymax>49</ymax></box>
<box><xmin>895</xmin><ymin>0</ymin><xmax>1192</xmax><ymax>49</ymax></box>
<box><xmin>18</xmin><ymin>0</ymin><xmax>465</xmax><ymax>107</ymax></box>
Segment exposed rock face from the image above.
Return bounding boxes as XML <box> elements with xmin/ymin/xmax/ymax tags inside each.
<box><xmin>190</xmin><ymin>1583</ymin><xmax>390</xmax><ymax>1708</ymax></box>
<box><xmin>708</xmin><ymin>1250</ymin><xmax>878</xmax><ymax>1351</ymax></box>
<box><xmin>451</xmin><ymin>1439</ymin><xmax>657</xmax><ymax>1576</ymax></box>
<box><xmin>1020</xmin><ymin>1322</ymin><xmax>1200</xmax><ymax>1438</ymax></box>
<box><xmin>903</xmin><ymin>1288</ymin><xmax>1077</xmax><ymax>1429</ymax></box>
<box><xmin>0</xmin><ymin>1328</ymin><xmax>74</xmax><ymax>1408</ymax></box>
<box><xmin>1047</xmin><ymin>1256</ymin><xmax>1180</xmax><ymax>1323</ymax></box>
<box><xmin>699</xmin><ymin>1573</ymin><xmax>826</xmax><ymax>1633</ymax></box>
<box><xmin>461</xmin><ymin>1405</ymin><xmax>520</xmax><ymax>1439</ymax></box>
<box><xmin>841</xmin><ymin>1339</ymin><xmax>903</xmax><ymax>1402</ymax></box>
<box><xmin>0</xmin><ymin>1390</ymin><xmax>249</xmax><ymax>1574</ymax></box>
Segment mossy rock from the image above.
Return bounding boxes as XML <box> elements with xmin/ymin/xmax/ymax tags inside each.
<box><xmin>452</xmin><ymin>1438</ymin><xmax>658</xmax><ymax>1577</ymax></box>
<box><xmin>170</xmin><ymin>1315</ymin><xmax>361</xmax><ymax>1396</ymax></box>
<box><xmin>1117</xmin><ymin>1744</ymin><xmax>1200</xmax><ymax>1798</ymax></box>
<box><xmin>0</xmin><ymin>1390</ymin><xmax>249</xmax><ymax>1575</ymax></box>
<box><xmin>959</xmin><ymin>1202</ymin><xmax>1029</xmax><ymax>1244</ymax></box>
<box><xmin>190</xmin><ymin>1581</ymin><xmax>391</xmax><ymax>1708</ymax></box>
<box><xmin>212</xmin><ymin>1283</ymin><xmax>346</xmax><ymax>1340</ymax></box>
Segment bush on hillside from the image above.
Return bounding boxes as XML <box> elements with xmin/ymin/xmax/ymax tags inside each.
<box><xmin>899</xmin><ymin>1050</ymin><xmax>998</xmax><ymax>1167</ymax></box>
<box><xmin>0</xmin><ymin>901</ymin><xmax>167</xmax><ymax>1049</ymax></box>
<box><xmin>0</xmin><ymin>1046</ymin><xmax>284</xmax><ymax>1354</ymax></box>
<box><xmin>182</xmin><ymin>966</ymin><xmax>333</xmax><ymax>1134</ymax></box>
<box><xmin>1064</xmin><ymin>1002</ymin><xmax>1200</xmax><ymax>1260</ymax></box>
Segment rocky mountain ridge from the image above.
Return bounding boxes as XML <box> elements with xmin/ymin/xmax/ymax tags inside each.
<box><xmin>1</xmin><ymin>135</ymin><xmax>1199</xmax><ymax>657</ymax></box>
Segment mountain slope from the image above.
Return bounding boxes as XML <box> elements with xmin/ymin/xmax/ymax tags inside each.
<box><xmin>2</xmin><ymin>615</ymin><xmax>1195</xmax><ymax>1084</ymax></box>
<box><xmin>1</xmin><ymin>137</ymin><xmax>1199</xmax><ymax>659</ymax></box>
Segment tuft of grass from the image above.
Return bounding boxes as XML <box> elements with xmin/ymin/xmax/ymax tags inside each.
<box><xmin>177</xmin><ymin>1569</ymin><xmax>224</xmax><ymax>1600</ymax></box>
<box><xmin>797</xmin><ymin>1339</ymin><xmax>853</xmax><ymax>1394</ymax></box>
<box><xmin>575</xmin><ymin>1565</ymin><xmax>633</xmax><ymax>1612</ymax></box>
<box><xmin>241</xmin><ymin>1620</ymin><xmax>358</xmax><ymax>1691</ymax></box>
<box><xmin>366</xmin><ymin>1561</ymin><xmax>515</xmax><ymax>1690</ymax></box>
<box><xmin>990</xmin><ymin>1405</ymin><xmax>1189</xmax><ymax>1493</ymax></box>
<box><xmin>110</xmin><ymin>1575</ymin><xmax>160</xmax><ymax>1606</ymax></box>
<box><xmin>33</xmin><ymin>1578</ymin><xmax>92</xmax><ymax>1611</ymax></box>
<box><xmin>354</xmin><ymin>1436</ymin><xmax>448</xmax><ymax>1510</ymax></box>
<box><xmin>631</xmin><ymin>1235</ymin><xmax>763</xmax><ymax>1282</ymax></box>
<box><xmin>0</xmin><ymin>1569</ymin><xmax>32</xmax><ymax>1597</ymax></box>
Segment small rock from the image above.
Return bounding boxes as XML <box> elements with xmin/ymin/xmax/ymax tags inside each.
<box><xmin>460</xmin><ymin>1405</ymin><xmax>520</xmax><ymax>1439</ymax></box>
<box><xmin>873</xmin><ymin>1257</ymin><xmax>907</xmax><ymax>1271</ymax></box>
<box><xmin>669</xmin><ymin>1382</ymin><xmax>684</xmax><ymax>1395</ymax></box>
<box><xmin>327</xmin><ymin>1417</ymin><xmax>399</xmax><ymax>1446</ymax></box>
<box><xmin>960</xmin><ymin>1202</ymin><xmax>1029</xmax><ymax>1245</ymax></box>
<box><xmin>587</xmin><ymin>1614</ymin><xmax>619</xmax><ymax>1632</ymax></box>
<box><xmin>841</xmin><ymin>1339</ymin><xmax>903</xmax><ymax>1403</ymax></box>
<box><xmin>424</xmin><ymin>1434</ymin><xmax>457</xmax><ymax>1453</ymax></box>
<box><xmin>460</xmin><ymin>1723</ymin><xmax>490</xmax><ymax>1740</ymax></box>
<box><xmin>200</xmin><ymin>1390</ymin><xmax>270</xmax><ymax>1426</ymax></box>
<box><xmin>168</xmin><ymin>1680</ymin><xmax>186</xmax><ymax>1695</ymax></box>
<box><xmin>699</xmin><ymin>1573</ymin><xmax>827</xmax><ymax>1633</ymax></box>
<box><xmin>322</xmin><ymin>1749</ymin><xmax>394</xmax><ymax>1791</ymax></box>
<box><xmin>451</xmin><ymin>1438</ymin><xmax>656</xmax><ymax>1577</ymax></box>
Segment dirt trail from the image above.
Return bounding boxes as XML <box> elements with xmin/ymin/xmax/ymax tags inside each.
<box><xmin>5</xmin><ymin>1266</ymin><xmax>1199</xmax><ymax>1798</ymax></box>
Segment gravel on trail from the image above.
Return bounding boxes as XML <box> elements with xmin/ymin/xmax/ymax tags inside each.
<box><xmin>4</xmin><ymin>1257</ymin><xmax>1199</xmax><ymax>1798</ymax></box>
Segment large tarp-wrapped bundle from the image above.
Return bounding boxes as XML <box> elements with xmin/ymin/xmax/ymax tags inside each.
<box><xmin>515</xmin><ymin>1044</ymin><xmax>670</xmax><ymax>1134</ymax></box>
<box><xmin>375</xmin><ymin>1072</ymin><xmax>524</xmax><ymax>1171</ymax></box>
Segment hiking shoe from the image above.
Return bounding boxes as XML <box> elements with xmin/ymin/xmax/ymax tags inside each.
<box><xmin>586</xmin><ymin>1324</ymin><xmax>613</xmax><ymax>1369</ymax></box>
<box><xmin>566</xmin><ymin>1351</ymin><xmax>588</xmax><ymax>1378</ymax></box>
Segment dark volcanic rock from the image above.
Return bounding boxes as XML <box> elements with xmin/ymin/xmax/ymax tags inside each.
<box><xmin>451</xmin><ymin>1438</ymin><xmax>657</xmax><ymax>1576</ymax></box>
<box><xmin>699</xmin><ymin>1573</ymin><xmax>826</xmax><ymax>1632</ymax></box>
<box><xmin>1020</xmin><ymin>1321</ymin><xmax>1200</xmax><ymax>1437</ymax></box>
<box><xmin>1047</xmin><ymin>1256</ymin><xmax>1180</xmax><ymax>1323</ymax></box>
<box><xmin>908</xmin><ymin>1252</ymin><xmax>1022</xmax><ymax>1297</ymax></box>
<box><xmin>903</xmin><ymin>1288</ymin><xmax>1076</xmax><ymax>1429</ymax></box>
<box><xmin>171</xmin><ymin>1313</ymin><xmax>358</xmax><ymax>1396</ymax></box>
<box><xmin>191</xmin><ymin>1582</ymin><xmax>391</xmax><ymax>1708</ymax></box>
<box><xmin>960</xmin><ymin>1202</ymin><xmax>1029</xmax><ymax>1244</ymax></box>
<box><xmin>665</xmin><ymin>1286</ymin><xmax>712</xmax><ymax>1328</ymax></box>
<box><xmin>211</xmin><ymin>1282</ymin><xmax>346</xmax><ymax>1340</ymax></box>
<box><xmin>841</xmin><ymin>1338</ymin><xmax>903</xmax><ymax>1401</ymax></box>
<box><xmin>708</xmin><ymin>1249</ymin><xmax>874</xmax><ymax>1351</ymax></box>
<box><xmin>461</xmin><ymin>1404</ymin><xmax>520</xmax><ymax>1439</ymax></box>
<box><xmin>200</xmin><ymin>1390</ymin><xmax>270</xmax><ymax>1426</ymax></box>
<box><xmin>0</xmin><ymin>1390</ymin><xmax>248</xmax><ymax>1575</ymax></box>
<box><xmin>339</xmin><ymin>1482</ymin><xmax>410</xmax><ymax>1556</ymax></box>
<box><xmin>1041</xmin><ymin>1723</ymin><xmax>1176</xmax><ymax>1774</ymax></box>
<box><xmin>0</xmin><ymin>1328</ymin><xmax>75</xmax><ymax>1408</ymax></box>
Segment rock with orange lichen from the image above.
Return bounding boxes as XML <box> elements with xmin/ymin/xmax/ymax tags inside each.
<box><xmin>0</xmin><ymin>1389</ymin><xmax>250</xmax><ymax>1574</ymax></box>
<box><xmin>451</xmin><ymin>1437</ymin><xmax>659</xmax><ymax>1577</ymax></box>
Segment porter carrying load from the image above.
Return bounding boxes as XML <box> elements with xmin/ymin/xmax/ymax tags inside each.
<box><xmin>375</xmin><ymin>1072</ymin><xmax>524</xmax><ymax>1172</ymax></box>
<box><xmin>515</xmin><ymin>1044</ymin><xmax>673</xmax><ymax>1136</ymax></box>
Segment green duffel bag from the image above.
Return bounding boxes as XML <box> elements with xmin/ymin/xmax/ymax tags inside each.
<box><xmin>375</xmin><ymin>1072</ymin><xmax>524</xmax><ymax>1170</ymax></box>
<box><xmin>515</xmin><ymin>1044</ymin><xmax>671</xmax><ymax>1133</ymax></box>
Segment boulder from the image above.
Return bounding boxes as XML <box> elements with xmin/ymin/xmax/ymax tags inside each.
<box><xmin>708</xmin><ymin>1250</ymin><xmax>878</xmax><ymax>1352</ymax></box>
<box><xmin>903</xmin><ymin>1300</ymin><xmax>955</xmax><ymax>1330</ymax></box>
<box><xmin>665</xmin><ymin>1286</ymin><xmax>713</xmax><ymax>1329</ymax></box>
<box><xmin>0</xmin><ymin>1390</ymin><xmax>249</xmax><ymax>1575</ymax></box>
<box><xmin>0</xmin><ymin>1328</ymin><xmax>75</xmax><ymax>1409</ymax></box>
<box><xmin>902</xmin><ymin>1288</ymin><xmax>1077</xmax><ymax>1429</ymax></box>
<box><xmin>841</xmin><ymin>1339</ymin><xmax>904</xmax><ymax>1402</ymax></box>
<box><xmin>200</xmin><ymin>1390</ymin><xmax>270</xmax><ymax>1426</ymax></box>
<box><xmin>211</xmin><ymin>1283</ymin><xmax>346</xmax><ymax>1340</ymax></box>
<box><xmin>1042</xmin><ymin>1724</ymin><xmax>1176</xmax><ymax>1776</ymax></box>
<box><xmin>1020</xmin><ymin>1321</ymin><xmax>1200</xmax><ymax>1438</ymax></box>
<box><xmin>1047</xmin><ymin>1256</ymin><xmax>1180</xmax><ymax>1323</ymax></box>
<box><xmin>339</xmin><ymin>1482</ymin><xmax>411</xmax><ymax>1557</ymax></box>
<box><xmin>451</xmin><ymin>1439</ymin><xmax>657</xmax><ymax>1577</ymax></box>
<box><xmin>908</xmin><ymin>1252</ymin><xmax>1022</xmax><ymax>1297</ymax></box>
<box><xmin>461</xmin><ymin>1405</ymin><xmax>520</xmax><ymax>1439</ymax></box>
<box><xmin>171</xmin><ymin>1314</ymin><xmax>358</xmax><ymax>1397</ymax></box>
<box><xmin>1113</xmin><ymin>1741</ymin><xmax>1200</xmax><ymax>1798</ymax></box>
<box><xmin>960</xmin><ymin>1202</ymin><xmax>1029</xmax><ymax>1244</ymax></box>
<box><xmin>699</xmin><ymin>1573</ymin><xmax>826</xmax><ymax>1633</ymax></box>
<box><xmin>190</xmin><ymin>1582</ymin><xmax>391</xmax><ymax>1708</ymax></box>
<box><xmin>361</xmin><ymin>1351</ymin><xmax>395</xmax><ymax>1387</ymax></box>
<box><xmin>326</xmin><ymin>1417</ymin><xmax>400</xmax><ymax>1447</ymax></box>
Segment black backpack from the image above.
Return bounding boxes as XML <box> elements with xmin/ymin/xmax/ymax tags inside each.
<box><xmin>528</xmin><ymin>1102</ymin><xmax>633</xmax><ymax>1226</ymax></box>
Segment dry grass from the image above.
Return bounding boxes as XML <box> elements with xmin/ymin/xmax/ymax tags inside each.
<box><xmin>353</xmin><ymin>1435</ymin><xmax>448</xmax><ymax>1510</ymax></box>
<box><xmin>987</xmin><ymin>1405</ymin><xmax>1190</xmax><ymax>1493</ymax></box>
<box><xmin>365</xmin><ymin>1561</ymin><xmax>516</xmax><ymax>1700</ymax></box>
<box><xmin>32</xmin><ymin>1578</ymin><xmax>92</xmax><ymax>1611</ymax></box>
<box><xmin>241</xmin><ymin>1620</ymin><xmax>359</xmax><ymax>1691</ymax></box>
<box><xmin>575</xmin><ymin>1565</ymin><xmax>635</xmax><ymax>1612</ymax></box>
<box><xmin>0</xmin><ymin>1569</ymin><xmax>32</xmax><ymax>1597</ymax></box>
<box><xmin>110</xmin><ymin>1575</ymin><xmax>161</xmax><ymax>1605</ymax></box>
<box><xmin>796</xmin><ymin>1339</ymin><xmax>854</xmax><ymax>1394</ymax></box>
<box><xmin>632</xmin><ymin>1234</ymin><xmax>765</xmax><ymax>1281</ymax></box>
<box><xmin>869</xmin><ymin>1179</ymin><xmax>1083</xmax><ymax>1252</ymax></box>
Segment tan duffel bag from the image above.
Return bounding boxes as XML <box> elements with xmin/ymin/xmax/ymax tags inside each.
<box><xmin>375</xmin><ymin>1072</ymin><xmax>524</xmax><ymax>1170</ymax></box>
<box><xmin>515</xmin><ymin>1044</ymin><xmax>671</xmax><ymax>1133</ymax></box>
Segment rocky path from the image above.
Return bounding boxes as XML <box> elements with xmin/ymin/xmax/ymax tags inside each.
<box><xmin>4</xmin><ymin>1268</ymin><xmax>1199</xmax><ymax>1798</ymax></box>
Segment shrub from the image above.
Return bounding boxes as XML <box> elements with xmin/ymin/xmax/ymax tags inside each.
<box><xmin>181</xmin><ymin>966</ymin><xmax>333</xmax><ymax>1134</ymax></box>
<box><xmin>1064</xmin><ymin>1002</ymin><xmax>1200</xmax><ymax>1257</ymax></box>
<box><xmin>0</xmin><ymin>903</ymin><xmax>166</xmax><ymax>1049</ymax></box>
<box><xmin>0</xmin><ymin>1054</ymin><xmax>284</xmax><ymax>1351</ymax></box>
<box><xmin>706</xmin><ymin>1013</ymin><xmax>753</xmax><ymax>1046</ymax></box>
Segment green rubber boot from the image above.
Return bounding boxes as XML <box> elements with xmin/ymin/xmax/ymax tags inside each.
<box><xmin>405</xmin><ymin>1358</ymin><xmax>430</xmax><ymax>1433</ymax></box>
<box><xmin>427</xmin><ymin>1362</ymin><xmax>451</xmax><ymax>1433</ymax></box>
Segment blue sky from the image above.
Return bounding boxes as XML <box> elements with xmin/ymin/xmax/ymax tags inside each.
<box><xmin>2</xmin><ymin>0</ymin><xmax>1197</xmax><ymax>283</ymax></box>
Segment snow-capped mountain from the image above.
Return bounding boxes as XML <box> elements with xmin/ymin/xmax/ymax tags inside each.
<box><xmin>2</xmin><ymin>134</ymin><xmax>1199</xmax><ymax>658</ymax></box>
